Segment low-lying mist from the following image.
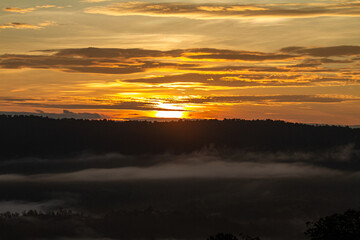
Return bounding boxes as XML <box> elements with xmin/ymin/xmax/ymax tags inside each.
<box><xmin>1</xmin><ymin>147</ymin><xmax>360</xmax><ymax>240</ymax></box>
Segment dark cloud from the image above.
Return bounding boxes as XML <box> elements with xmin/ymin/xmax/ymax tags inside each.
<box><xmin>185</xmin><ymin>65</ymin><xmax>290</xmax><ymax>72</ymax></box>
<box><xmin>64</xmin><ymin>66</ymin><xmax>144</xmax><ymax>74</ymax></box>
<box><xmin>0</xmin><ymin>47</ymin><xmax>358</xmax><ymax>88</ymax></box>
<box><xmin>0</xmin><ymin>46</ymin><xmax>358</xmax><ymax>73</ymax></box>
<box><xmin>180</xmin><ymin>48</ymin><xmax>297</xmax><ymax>61</ymax></box>
<box><xmin>0</xmin><ymin>97</ymin><xmax>37</xmax><ymax>102</ymax></box>
<box><xmin>166</xmin><ymin>95</ymin><xmax>360</xmax><ymax>104</ymax></box>
<box><xmin>0</xmin><ymin>98</ymin><xmax>183</xmax><ymax>112</ymax></box>
<box><xmin>290</xmin><ymin>58</ymin><xmax>353</xmax><ymax>68</ymax></box>
<box><xmin>187</xmin><ymin>52</ymin><xmax>296</xmax><ymax>61</ymax></box>
<box><xmin>124</xmin><ymin>73</ymin><xmax>352</xmax><ymax>87</ymax></box>
<box><xmin>53</xmin><ymin>47</ymin><xmax>167</xmax><ymax>58</ymax></box>
<box><xmin>0</xmin><ymin>110</ymin><xmax>105</xmax><ymax>119</ymax></box>
<box><xmin>45</xmin><ymin>47</ymin><xmax>297</xmax><ymax>61</ymax></box>
<box><xmin>0</xmin><ymin>54</ymin><xmax>94</xmax><ymax>68</ymax></box>
<box><xmin>280</xmin><ymin>45</ymin><xmax>360</xmax><ymax>57</ymax></box>
<box><xmin>16</xmin><ymin>102</ymin><xmax>182</xmax><ymax>111</ymax></box>
<box><xmin>0</xmin><ymin>49</ymin><xmax>195</xmax><ymax>74</ymax></box>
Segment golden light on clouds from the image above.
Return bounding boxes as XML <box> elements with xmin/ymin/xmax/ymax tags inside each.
<box><xmin>1</xmin><ymin>0</ymin><xmax>360</xmax><ymax>124</ymax></box>
<box><xmin>84</xmin><ymin>1</ymin><xmax>360</xmax><ymax>19</ymax></box>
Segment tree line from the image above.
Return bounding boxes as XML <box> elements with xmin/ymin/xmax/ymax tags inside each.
<box><xmin>1</xmin><ymin>115</ymin><xmax>359</xmax><ymax>159</ymax></box>
<box><xmin>1</xmin><ymin>207</ymin><xmax>360</xmax><ymax>240</ymax></box>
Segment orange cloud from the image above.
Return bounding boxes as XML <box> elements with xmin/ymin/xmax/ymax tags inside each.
<box><xmin>0</xmin><ymin>22</ymin><xmax>41</xmax><ymax>29</ymax></box>
<box><xmin>164</xmin><ymin>95</ymin><xmax>360</xmax><ymax>104</ymax></box>
<box><xmin>0</xmin><ymin>21</ymin><xmax>57</xmax><ymax>30</ymax></box>
<box><xmin>3</xmin><ymin>5</ymin><xmax>67</xmax><ymax>14</ymax></box>
<box><xmin>85</xmin><ymin>2</ymin><xmax>360</xmax><ymax>19</ymax></box>
<box><xmin>0</xmin><ymin>46</ymin><xmax>358</xmax><ymax>88</ymax></box>
<box><xmin>3</xmin><ymin>7</ymin><xmax>35</xmax><ymax>13</ymax></box>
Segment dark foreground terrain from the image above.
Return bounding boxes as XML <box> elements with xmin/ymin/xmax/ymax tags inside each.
<box><xmin>1</xmin><ymin>115</ymin><xmax>359</xmax><ymax>159</ymax></box>
<box><xmin>1</xmin><ymin>115</ymin><xmax>360</xmax><ymax>240</ymax></box>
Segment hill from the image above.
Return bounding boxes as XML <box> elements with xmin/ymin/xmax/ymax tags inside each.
<box><xmin>1</xmin><ymin>115</ymin><xmax>359</xmax><ymax>159</ymax></box>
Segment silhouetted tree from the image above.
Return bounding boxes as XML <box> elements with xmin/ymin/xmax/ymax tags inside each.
<box><xmin>305</xmin><ymin>209</ymin><xmax>360</xmax><ymax>240</ymax></box>
<box><xmin>208</xmin><ymin>233</ymin><xmax>238</xmax><ymax>240</ymax></box>
<box><xmin>207</xmin><ymin>233</ymin><xmax>260</xmax><ymax>240</ymax></box>
<box><xmin>238</xmin><ymin>233</ymin><xmax>261</xmax><ymax>240</ymax></box>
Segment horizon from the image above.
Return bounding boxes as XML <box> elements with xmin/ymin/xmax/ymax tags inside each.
<box><xmin>1</xmin><ymin>110</ymin><xmax>360</xmax><ymax>127</ymax></box>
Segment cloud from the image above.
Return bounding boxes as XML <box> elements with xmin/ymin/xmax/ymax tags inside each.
<box><xmin>184</xmin><ymin>65</ymin><xmax>290</xmax><ymax>73</ymax></box>
<box><xmin>0</xmin><ymin>21</ymin><xmax>57</xmax><ymax>30</ymax></box>
<box><xmin>0</xmin><ymin>46</ymin><xmax>358</xmax><ymax>87</ymax></box>
<box><xmin>84</xmin><ymin>2</ymin><xmax>360</xmax><ymax>19</ymax></box>
<box><xmin>0</xmin><ymin>99</ymin><xmax>186</xmax><ymax>112</ymax></box>
<box><xmin>165</xmin><ymin>95</ymin><xmax>360</xmax><ymax>104</ymax></box>
<box><xmin>38</xmin><ymin>21</ymin><xmax>58</xmax><ymax>27</ymax></box>
<box><xmin>16</xmin><ymin>101</ymin><xmax>180</xmax><ymax>111</ymax></box>
<box><xmin>48</xmin><ymin>47</ymin><xmax>298</xmax><ymax>61</ymax></box>
<box><xmin>289</xmin><ymin>58</ymin><xmax>354</xmax><ymax>68</ymax></box>
<box><xmin>3</xmin><ymin>7</ymin><xmax>35</xmax><ymax>14</ymax></box>
<box><xmin>3</xmin><ymin>5</ymin><xmax>66</xmax><ymax>14</ymax></box>
<box><xmin>0</xmin><ymin>22</ymin><xmax>41</xmax><ymax>29</ymax></box>
<box><xmin>52</xmin><ymin>47</ymin><xmax>167</xmax><ymax>58</ymax></box>
<box><xmin>185</xmin><ymin>49</ymin><xmax>296</xmax><ymax>61</ymax></box>
<box><xmin>280</xmin><ymin>45</ymin><xmax>360</xmax><ymax>57</ymax></box>
<box><xmin>123</xmin><ymin>73</ymin><xmax>352</xmax><ymax>87</ymax></box>
<box><xmin>36</xmin><ymin>5</ymin><xmax>57</xmax><ymax>9</ymax></box>
<box><xmin>0</xmin><ymin>54</ymin><xmax>100</xmax><ymax>68</ymax></box>
<box><xmin>0</xmin><ymin>48</ymin><xmax>194</xmax><ymax>74</ymax></box>
<box><xmin>0</xmin><ymin>110</ymin><xmax>106</xmax><ymax>120</ymax></box>
<box><xmin>0</xmin><ymin>97</ymin><xmax>36</xmax><ymax>102</ymax></box>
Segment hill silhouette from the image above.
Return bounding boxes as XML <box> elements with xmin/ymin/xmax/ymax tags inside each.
<box><xmin>1</xmin><ymin>115</ymin><xmax>359</xmax><ymax>159</ymax></box>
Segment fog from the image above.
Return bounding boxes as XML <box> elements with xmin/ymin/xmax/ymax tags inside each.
<box><xmin>1</xmin><ymin>149</ymin><xmax>360</xmax><ymax>239</ymax></box>
<box><xmin>0</xmin><ymin>161</ymin><xmax>341</xmax><ymax>182</ymax></box>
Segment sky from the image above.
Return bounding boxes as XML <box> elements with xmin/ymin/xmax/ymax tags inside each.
<box><xmin>1</xmin><ymin>0</ymin><xmax>360</xmax><ymax>124</ymax></box>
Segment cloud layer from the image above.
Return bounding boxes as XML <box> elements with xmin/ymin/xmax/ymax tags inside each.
<box><xmin>1</xmin><ymin>45</ymin><xmax>359</xmax><ymax>119</ymax></box>
<box><xmin>85</xmin><ymin>2</ymin><xmax>360</xmax><ymax>19</ymax></box>
<box><xmin>0</xmin><ymin>46</ymin><xmax>359</xmax><ymax>88</ymax></box>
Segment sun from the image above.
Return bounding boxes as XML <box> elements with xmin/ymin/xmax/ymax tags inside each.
<box><xmin>155</xmin><ymin>111</ymin><xmax>184</xmax><ymax>118</ymax></box>
<box><xmin>154</xmin><ymin>102</ymin><xmax>186</xmax><ymax>118</ymax></box>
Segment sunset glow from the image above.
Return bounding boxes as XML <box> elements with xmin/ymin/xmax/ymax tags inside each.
<box><xmin>1</xmin><ymin>0</ymin><xmax>360</xmax><ymax>124</ymax></box>
<box><xmin>155</xmin><ymin>111</ymin><xmax>184</xmax><ymax>119</ymax></box>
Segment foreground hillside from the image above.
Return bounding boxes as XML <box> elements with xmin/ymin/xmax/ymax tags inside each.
<box><xmin>1</xmin><ymin>115</ymin><xmax>360</xmax><ymax>240</ymax></box>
